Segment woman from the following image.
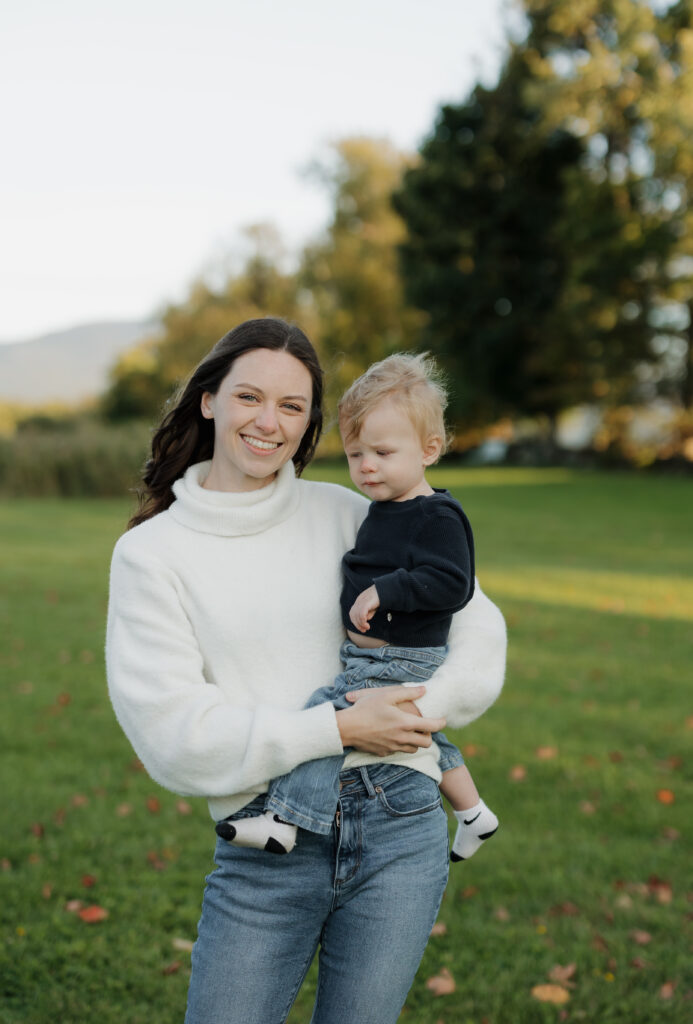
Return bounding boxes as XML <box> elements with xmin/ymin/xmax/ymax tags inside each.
<box><xmin>106</xmin><ymin>317</ymin><xmax>506</xmax><ymax>1024</ymax></box>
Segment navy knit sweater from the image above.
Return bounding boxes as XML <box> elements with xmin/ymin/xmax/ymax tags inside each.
<box><xmin>340</xmin><ymin>490</ymin><xmax>475</xmax><ymax>647</ymax></box>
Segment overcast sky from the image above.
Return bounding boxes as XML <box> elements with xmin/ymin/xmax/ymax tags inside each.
<box><xmin>1</xmin><ymin>0</ymin><xmax>510</xmax><ymax>342</ymax></box>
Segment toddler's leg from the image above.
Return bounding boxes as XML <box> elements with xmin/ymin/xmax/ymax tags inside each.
<box><xmin>440</xmin><ymin>765</ymin><xmax>499</xmax><ymax>862</ymax></box>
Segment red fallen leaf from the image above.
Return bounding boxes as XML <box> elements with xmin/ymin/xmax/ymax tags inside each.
<box><xmin>41</xmin><ymin>883</ymin><xmax>53</xmax><ymax>900</ymax></box>
<box><xmin>129</xmin><ymin>757</ymin><xmax>145</xmax><ymax>773</ymax></box>
<box><xmin>1</xmin><ymin>859</ymin><xmax>12</xmax><ymax>872</ymax></box>
<box><xmin>657</xmin><ymin>789</ymin><xmax>675</xmax><ymax>804</ymax></box>
<box><xmin>57</xmin><ymin>692</ymin><xmax>71</xmax><ymax>706</ymax></box>
<box><xmin>462</xmin><ymin>744</ymin><xmax>479</xmax><ymax>757</ymax></box>
<box><xmin>426</xmin><ymin>968</ymin><xmax>456</xmax><ymax>996</ymax></box>
<box><xmin>53</xmin><ymin>807</ymin><xmax>66</xmax><ymax>826</ymax></box>
<box><xmin>146</xmin><ymin>797</ymin><xmax>161</xmax><ymax>814</ymax></box>
<box><xmin>580</xmin><ymin>800</ymin><xmax>596</xmax><ymax>815</ymax></box>
<box><xmin>27</xmin><ymin>853</ymin><xmax>41</xmax><ymax>864</ymax></box>
<box><xmin>531</xmin><ymin>984</ymin><xmax>570</xmax><ymax>1004</ymax></box>
<box><xmin>81</xmin><ymin>875</ymin><xmax>97</xmax><ymax>889</ymax></box>
<box><xmin>430</xmin><ymin>922</ymin><xmax>448</xmax><ymax>936</ymax></box>
<box><xmin>592</xmin><ymin>934</ymin><xmax>609</xmax><ymax>952</ymax></box>
<box><xmin>162</xmin><ymin>961</ymin><xmax>182</xmax><ymax>975</ymax></box>
<box><xmin>176</xmin><ymin>800</ymin><xmax>192</xmax><ymax>816</ymax></box>
<box><xmin>685</xmin><ymin>715</ymin><xmax>693</xmax><ymax>730</ymax></box>
<box><xmin>630</xmin><ymin>929</ymin><xmax>652</xmax><ymax>945</ymax></box>
<box><xmin>494</xmin><ymin>906</ymin><xmax>511</xmax><ymax>922</ymax></box>
<box><xmin>509</xmin><ymin>764</ymin><xmax>526</xmax><ymax>782</ymax></box>
<box><xmin>30</xmin><ymin>823</ymin><xmax>44</xmax><ymax>838</ymax></box>
<box><xmin>146</xmin><ymin>851</ymin><xmax>167</xmax><ymax>871</ymax></box>
<box><xmin>548</xmin><ymin>963</ymin><xmax>577</xmax><ymax>987</ymax></box>
<box><xmin>608</xmin><ymin>750</ymin><xmax>623</xmax><ymax>762</ymax></box>
<box><xmin>65</xmin><ymin>900</ymin><xmax>84</xmax><ymax>913</ymax></box>
<box><xmin>550</xmin><ymin>902</ymin><xmax>580</xmax><ymax>917</ymax></box>
<box><xmin>71</xmin><ymin>794</ymin><xmax>89</xmax><ymax>808</ymax></box>
<box><xmin>535</xmin><ymin>746</ymin><xmax>558</xmax><ymax>760</ymax></box>
<box><xmin>116</xmin><ymin>802</ymin><xmax>132</xmax><ymax>817</ymax></box>
<box><xmin>78</xmin><ymin>905</ymin><xmax>109</xmax><ymax>923</ymax></box>
<box><xmin>630</xmin><ymin>957</ymin><xmax>649</xmax><ymax>970</ymax></box>
<box><xmin>461</xmin><ymin>886</ymin><xmax>478</xmax><ymax>900</ymax></box>
<box><xmin>659</xmin><ymin>981</ymin><xmax>676</xmax><ymax>1000</ymax></box>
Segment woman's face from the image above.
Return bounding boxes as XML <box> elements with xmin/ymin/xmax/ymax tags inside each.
<box><xmin>201</xmin><ymin>348</ymin><xmax>313</xmax><ymax>492</ymax></box>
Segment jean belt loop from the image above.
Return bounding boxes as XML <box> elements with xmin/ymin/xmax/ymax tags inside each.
<box><xmin>359</xmin><ymin>766</ymin><xmax>377</xmax><ymax>798</ymax></box>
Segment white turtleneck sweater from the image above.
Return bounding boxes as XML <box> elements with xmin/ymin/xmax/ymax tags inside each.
<box><xmin>106</xmin><ymin>460</ymin><xmax>506</xmax><ymax>821</ymax></box>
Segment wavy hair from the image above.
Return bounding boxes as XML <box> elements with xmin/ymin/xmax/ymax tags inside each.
<box><xmin>128</xmin><ymin>318</ymin><xmax>324</xmax><ymax>528</ymax></box>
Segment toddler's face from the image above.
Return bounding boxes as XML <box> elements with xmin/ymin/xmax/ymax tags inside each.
<box><xmin>342</xmin><ymin>397</ymin><xmax>440</xmax><ymax>503</ymax></box>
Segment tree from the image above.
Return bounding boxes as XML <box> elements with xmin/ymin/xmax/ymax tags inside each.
<box><xmin>394</xmin><ymin>0</ymin><xmax>693</xmax><ymax>426</ymax></box>
<box><xmin>300</xmin><ymin>138</ymin><xmax>426</xmax><ymax>411</ymax></box>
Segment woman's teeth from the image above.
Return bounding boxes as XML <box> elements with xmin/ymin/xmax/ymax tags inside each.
<box><xmin>242</xmin><ymin>435</ymin><xmax>281</xmax><ymax>451</ymax></box>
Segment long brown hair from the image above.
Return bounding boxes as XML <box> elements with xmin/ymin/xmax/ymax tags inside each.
<box><xmin>128</xmin><ymin>318</ymin><xmax>324</xmax><ymax>528</ymax></box>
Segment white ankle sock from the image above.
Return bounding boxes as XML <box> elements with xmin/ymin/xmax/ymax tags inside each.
<box><xmin>450</xmin><ymin>799</ymin><xmax>498</xmax><ymax>861</ymax></box>
<box><xmin>227</xmin><ymin>810</ymin><xmax>297</xmax><ymax>854</ymax></box>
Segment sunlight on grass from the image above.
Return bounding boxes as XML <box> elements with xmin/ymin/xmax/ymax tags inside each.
<box><xmin>484</xmin><ymin>566</ymin><xmax>693</xmax><ymax>622</ymax></box>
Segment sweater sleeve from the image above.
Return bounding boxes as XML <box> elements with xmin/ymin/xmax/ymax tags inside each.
<box><xmin>372</xmin><ymin>510</ymin><xmax>473</xmax><ymax>613</ymax></box>
<box><xmin>106</xmin><ymin>539</ymin><xmax>344</xmax><ymax>799</ymax></box>
<box><xmin>414</xmin><ymin>581</ymin><xmax>506</xmax><ymax>727</ymax></box>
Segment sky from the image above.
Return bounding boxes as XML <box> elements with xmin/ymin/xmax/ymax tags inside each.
<box><xmin>1</xmin><ymin>0</ymin><xmax>510</xmax><ymax>343</ymax></box>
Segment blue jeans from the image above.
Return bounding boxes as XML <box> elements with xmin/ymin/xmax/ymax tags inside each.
<box><xmin>264</xmin><ymin>641</ymin><xmax>464</xmax><ymax>834</ymax></box>
<box><xmin>185</xmin><ymin>764</ymin><xmax>450</xmax><ymax>1024</ymax></box>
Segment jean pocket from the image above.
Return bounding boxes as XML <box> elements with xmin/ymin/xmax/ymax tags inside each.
<box><xmin>375</xmin><ymin>769</ymin><xmax>442</xmax><ymax>818</ymax></box>
<box><xmin>222</xmin><ymin>795</ymin><xmax>265</xmax><ymax>822</ymax></box>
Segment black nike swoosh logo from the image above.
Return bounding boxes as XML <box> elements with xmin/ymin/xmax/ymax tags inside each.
<box><xmin>463</xmin><ymin>812</ymin><xmax>481</xmax><ymax>825</ymax></box>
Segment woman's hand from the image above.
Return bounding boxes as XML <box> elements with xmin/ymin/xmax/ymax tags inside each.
<box><xmin>335</xmin><ymin>685</ymin><xmax>445</xmax><ymax>756</ymax></box>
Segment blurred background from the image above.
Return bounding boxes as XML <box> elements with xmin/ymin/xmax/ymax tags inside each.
<box><xmin>1</xmin><ymin>4</ymin><xmax>691</xmax><ymax>1023</ymax></box>
<box><xmin>1</xmin><ymin>0</ymin><xmax>691</xmax><ymax>492</ymax></box>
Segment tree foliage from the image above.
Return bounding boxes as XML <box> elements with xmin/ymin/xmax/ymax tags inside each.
<box><xmin>394</xmin><ymin>0</ymin><xmax>693</xmax><ymax>425</ymax></box>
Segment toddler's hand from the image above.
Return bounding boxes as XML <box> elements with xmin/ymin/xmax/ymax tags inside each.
<box><xmin>349</xmin><ymin>585</ymin><xmax>380</xmax><ymax>632</ymax></box>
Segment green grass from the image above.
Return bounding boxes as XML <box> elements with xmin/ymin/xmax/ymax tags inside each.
<box><xmin>1</xmin><ymin>468</ymin><xmax>691</xmax><ymax>1023</ymax></box>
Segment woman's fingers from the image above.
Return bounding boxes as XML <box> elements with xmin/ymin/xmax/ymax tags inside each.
<box><xmin>345</xmin><ymin>684</ymin><xmax>426</xmax><ymax>704</ymax></box>
<box><xmin>336</xmin><ymin>685</ymin><xmax>446</xmax><ymax>754</ymax></box>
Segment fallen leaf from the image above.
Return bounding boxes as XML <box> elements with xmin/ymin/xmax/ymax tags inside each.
<box><xmin>30</xmin><ymin>823</ymin><xmax>44</xmax><ymax>838</ymax></box>
<box><xmin>53</xmin><ymin>807</ymin><xmax>66</xmax><ymax>826</ymax></box>
<box><xmin>531</xmin><ymin>984</ymin><xmax>570</xmax><ymax>1004</ymax></box>
<box><xmin>536</xmin><ymin>746</ymin><xmax>558</xmax><ymax>760</ymax></box>
<box><xmin>65</xmin><ymin>900</ymin><xmax>85</xmax><ymax>913</ymax></box>
<box><xmin>79</xmin><ymin>649</ymin><xmax>95</xmax><ymax>664</ymax></box>
<box><xmin>1</xmin><ymin>859</ymin><xmax>12</xmax><ymax>871</ymax></box>
<box><xmin>129</xmin><ymin>757</ymin><xmax>145</xmax><ymax>773</ymax></box>
<box><xmin>580</xmin><ymin>800</ymin><xmax>596</xmax><ymax>815</ymax></box>
<box><xmin>608</xmin><ymin>750</ymin><xmax>623</xmax><ymax>762</ymax></box>
<box><xmin>660</xmin><ymin>828</ymin><xmax>680</xmax><ymax>842</ymax></box>
<box><xmin>116</xmin><ymin>803</ymin><xmax>133</xmax><ymax>817</ymax></box>
<box><xmin>494</xmin><ymin>906</ymin><xmax>510</xmax><ymax>922</ymax></box>
<box><xmin>27</xmin><ymin>853</ymin><xmax>41</xmax><ymax>865</ymax></box>
<box><xmin>146</xmin><ymin>797</ymin><xmax>161</xmax><ymax>814</ymax></box>
<box><xmin>57</xmin><ymin>692</ymin><xmax>71</xmax><ymax>706</ymax></box>
<box><xmin>630</xmin><ymin>929</ymin><xmax>652</xmax><ymax>946</ymax></box>
<box><xmin>630</xmin><ymin>957</ymin><xmax>649</xmax><ymax>970</ymax></box>
<box><xmin>657</xmin><ymin>789</ymin><xmax>675</xmax><ymax>804</ymax></box>
<box><xmin>78</xmin><ymin>905</ymin><xmax>109</xmax><ymax>923</ymax></box>
<box><xmin>548</xmin><ymin>964</ymin><xmax>577</xmax><ymax>987</ymax></box>
<box><xmin>172</xmin><ymin>937</ymin><xmax>195</xmax><ymax>953</ymax></box>
<box><xmin>81</xmin><ymin>875</ymin><xmax>97</xmax><ymax>889</ymax></box>
<box><xmin>162</xmin><ymin>961</ymin><xmax>182</xmax><ymax>975</ymax></box>
<box><xmin>71</xmin><ymin>794</ymin><xmax>89</xmax><ymax>808</ymax></box>
<box><xmin>41</xmin><ymin>883</ymin><xmax>53</xmax><ymax>900</ymax></box>
<box><xmin>550</xmin><ymin>901</ymin><xmax>580</xmax><ymax>917</ymax></box>
<box><xmin>462</xmin><ymin>743</ymin><xmax>479</xmax><ymax>757</ymax></box>
<box><xmin>615</xmin><ymin>893</ymin><xmax>633</xmax><ymax>909</ymax></box>
<box><xmin>426</xmin><ymin>968</ymin><xmax>456</xmax><ymax>996</ymax></box>
<box><xmin>176</xmin><ymin>800</ymin><xmax>192</xmax><ymax>816</ymax></box>
<box><xmin>430</xmin><ymin>922</ymin><xmax>448</xmax><ymax>936</ymax></box>
<box><xmin>147</xmin><ymin>851</ymin><xmax>167</xmax><ymax>871</ymax></box>
<box><xmin>659</xmin><ymin>981</ymin><xmax>676</xmax><ymax>1000</ymax></box>
<box><xmin>592</xmin><ymin>934</ymin><xmax>609</xmax><ymax>952</ymax></box>
<box><xmin>17</xmin><ymin>680</ymin><xmax>34</xmax><ymax>694</ymax></box>
<box><xmin>461</xmin><ymin>886</ymin><xmax>478</xmax><ymax>900</ymax></box>
<box><xmin>509</xmin><ymin>764</ymin><xmax>526</xmax><ymax>782</ymax></box>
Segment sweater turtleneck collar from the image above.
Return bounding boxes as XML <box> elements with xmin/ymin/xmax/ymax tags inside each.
<box><xmin>169</xmin><ymin>459</ymin><xmax>300</xmax><ymax>536</ymax></box>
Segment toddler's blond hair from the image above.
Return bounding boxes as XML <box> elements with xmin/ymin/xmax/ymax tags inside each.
<box><xmin>338</xmin><ymin>352</ymin><xmax>451</xmax><ymax>459</ymax></box>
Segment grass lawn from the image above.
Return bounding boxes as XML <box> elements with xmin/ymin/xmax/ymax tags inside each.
<box><xmin>1</xmin><ymin>467</ymin><xmax>691</xmax><ymax>1023</ymax></box>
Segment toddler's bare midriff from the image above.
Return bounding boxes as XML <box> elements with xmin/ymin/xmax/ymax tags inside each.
<box><xmin>346</xmin><ymin>629</ymin><xmax>388</xmax><ymax>649</ymax></box>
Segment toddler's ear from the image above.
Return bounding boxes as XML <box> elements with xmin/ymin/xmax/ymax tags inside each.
<box><xmin>422</xmin><ymin>435</ymin><xmax>443</xmax><ymax>466</ymax></box>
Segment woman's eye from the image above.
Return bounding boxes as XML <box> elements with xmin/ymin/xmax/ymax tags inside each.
<box><xmin>238</xmin><ymin>393</ymin><xmax>259</xmax><ymax>402</ymax></box>
<box><xmin>282</xmin><ymin>403</ymin><xmax>304</xmax><ymax>413</ymax></box>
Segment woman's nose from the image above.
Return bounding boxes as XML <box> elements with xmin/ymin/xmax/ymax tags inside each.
<box><xmin>253</xmin><ymin>404</ymin><xmax>279</xmax><ymax>433</ymax></box>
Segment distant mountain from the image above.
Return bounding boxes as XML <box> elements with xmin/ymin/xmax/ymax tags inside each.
<box><xmin>0</xmin><ymin>320</ymin><xmax>158</xmax><ymax>403</ymax></box>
